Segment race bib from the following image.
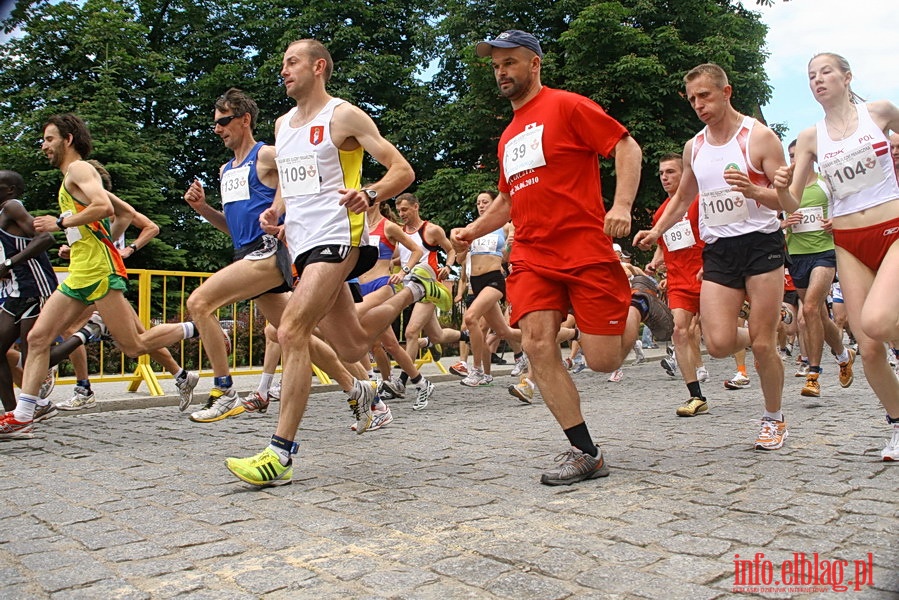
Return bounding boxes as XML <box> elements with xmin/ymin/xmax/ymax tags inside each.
<box><xmin>369</xmin><ymin>235</ymin><xmax>380</xmax><ymax>249</ymax></box>
<box><xmin>220</xmin><ymin>166</ymin><xmax>250</xmax><ymax>205</ymax></box>
<box><xmin>662</xmin><ymin>219</ymin><xmax>696</xmax><ymax>252</ymax></box>
<box><xmin>700</xmin><ymin>187</ymin><xmax>750</xmax><ymax>227</ymax></box>
<box><xmin>504</xmin><ymin>124</ymin><xmax>546</xmax><ymax>181</ymax></box>
<box><xmin>60</xmin><ymin>210</ymin><xmax>82</xmax><ymax>245</ymax></box>
<box><xmin>471</xmin><ymin>233</ymin><xmax>499</xmax><ymax>254</ymax></box>
<box><xmin>790</xmin><ymin>206</ymin><xmax>825</xmax><ymax>233</ymax></box>
<box><xmin>820</xmin><ymin>144</ymin><xmax>886</xmax><ymax>201</ymax></box>
<box><xmin>277</xmin><ymin>152</ymin><xmax>320</xmax><ymax>197</ymax></box>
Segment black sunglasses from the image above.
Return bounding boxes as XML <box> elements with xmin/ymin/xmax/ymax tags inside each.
<box><xmin>213</xmin><ymin>114</ymin><xmax>243</xmax><ymax>128</ymax></box>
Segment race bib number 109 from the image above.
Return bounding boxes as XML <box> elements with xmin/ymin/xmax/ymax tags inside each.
<box><xmin>277</xmin><ymin>153</ymin><xmax>320</xmax><ymax>197</ymax></box>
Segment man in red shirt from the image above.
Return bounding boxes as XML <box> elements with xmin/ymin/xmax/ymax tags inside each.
<box><xmin>451</xmin><ymin>30</ymin><xmax>672</xmax><ymax>486</ymax></box>
<box><xmin>646</xmin><ymin>153</ymin><xmax>707</xmax><ymax>416</ymax></box>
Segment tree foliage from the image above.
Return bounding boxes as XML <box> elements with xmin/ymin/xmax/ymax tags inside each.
<box><xmin>1</xmin><ymin>0</ymin><xmax>771</xmax><ymax>268</ymax></box>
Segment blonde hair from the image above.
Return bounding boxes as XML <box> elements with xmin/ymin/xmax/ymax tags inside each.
<box><xmin>684</xmin><ymin>63</ymin><xmax>729</xmax><ymax>89</ymax></box>
<box><xmin>810</xmin><ymin>52</ymin><xmax>865</xmax><ymax>103</ymax></box>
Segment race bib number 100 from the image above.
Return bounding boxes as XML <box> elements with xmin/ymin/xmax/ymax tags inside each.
<box><xmin>277</xmin><ymin>153</ymin><xmax>320</xmax><ymax>197</ymax></box>
<box><xmin>504</xmin><ymin>124</ymin><xmax>547</xmax><ymax>181</ymax></box>
<box><xmin>700</xmin><ymin>187</ymin><xmax>749</xmax><ymax>227</ymax></box>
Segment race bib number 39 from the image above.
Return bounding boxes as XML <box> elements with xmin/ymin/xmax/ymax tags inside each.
<box><xmin>504</xmin><ymin>124</ymin><xmax>546</xmax><ymax>181</ymax></box>
<box><xmin>820</xmin><ymin>144</ymin><xmax>885</xmax><ymax>201</ymax></box>
<box><xmin>277</xmin><ymin>153</ymin><xmax>320</xmax><ymax>197</ymax></box>
<box><xmin>220</xmin><ymin>166</ymin><xmax>250</xmax><ymax>205</ymax></box>
<box><xmin>700</xmin><ymin>187</ymin><xmax>750</xmax><ymax>227</ymax></box>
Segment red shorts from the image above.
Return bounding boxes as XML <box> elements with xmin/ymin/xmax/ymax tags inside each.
<box><xmin>667</xmin><ymin>289</ymin><xmax>700</xmax><ymax>314</ymax></box>
<box><xmin>832</xmin><ymin>215</ymin><xmax>899</xmax><ymax>272</ymax></box>
<box><xmin>507</xmin><ymin>260</ymin><xmax>630</xmax><ymax>335</ymax></box>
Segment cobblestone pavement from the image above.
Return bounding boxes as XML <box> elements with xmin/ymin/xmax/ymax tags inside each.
<box><xmin>1</xmin><ymin>351</ymin><xmax>897</xmax><ymax>599</ymax></box>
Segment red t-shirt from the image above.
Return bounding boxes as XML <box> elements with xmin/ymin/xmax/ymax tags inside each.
<box><xmin>498</xmin><ymin>87</ymin><xmax>627</xmax><ymax>268</ymax></box>
<box><xmin>652</xmin><ymin>196</ymin><xmax>704</xmax><ymax>294</ymax></box>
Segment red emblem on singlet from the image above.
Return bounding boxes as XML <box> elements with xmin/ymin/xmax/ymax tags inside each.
<box><xmin>310</xmin><ymin>126</ymin><xmax>324</xmax><ymax>145</ymax></box>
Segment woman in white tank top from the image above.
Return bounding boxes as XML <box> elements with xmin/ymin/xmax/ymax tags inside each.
<box><xmin>774</xmin><ymin>52</ymin><xmax>899</xmax><ymax>461</ymax></box>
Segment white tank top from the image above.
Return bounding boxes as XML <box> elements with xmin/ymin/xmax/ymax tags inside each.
<box><xmin>690</xmin><ymin>116</ymin><xmax>779</xmax><ymax>243</ymax></box>
<box><xmin>275</xmin><ymin>98</ymin><xmax>367</xmax><ymax>259</ymax></box>
<box><xmin>815</xmin><ymin>103</ymin><xmax>899</xmax><ymax>218</ymax></box>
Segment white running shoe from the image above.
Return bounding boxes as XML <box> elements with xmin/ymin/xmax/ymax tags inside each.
<box><xmin>724</xmin><ymin>372</ymin><xmax>750</xmax><ymax>389</ymax></box>
<box><xmin>39</xmin><ymin>366</ymin><xmax>58</xmax><ymax>400</ymax></box>
<box><xmin>695</xmin><ymin>366</ymin><xmax>709</xmax><ymax>383</ymax></box>
<box><xmin>881</xmin><ymin>423</ymin><xmax>899</xmax><ymax>462</ymax></box>
<box><xmin>175</xmin><ymin>371</ymin><xmax>199</xmax><ymax>411</ymax></box>
<box><xmin>412</xmin><ymin>379</ymin><xmax>435</xmax><ymax>411</ymax></box>
<box><xmin>608</xmin><ymin>369</ymin><xmax>623</xmax><ymax>383</ymax></box>
<box><xmin>57</xmin><ymin>386</ymin><xmax>96</xmax><ymax>411</ymax></box>
<box><xmin>510</xmin><ymin>354</ymin><xmax>529</xmax><ymax>377</ymax></box>
<box><xmin>460</xmin><ymin>369</ymin><xmax>486</xmax><ymax>387</ymax></box>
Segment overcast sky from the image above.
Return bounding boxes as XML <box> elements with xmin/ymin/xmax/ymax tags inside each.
<box><xmin>758</xmin><ymin>0</ymin><xmax>899</xmax><ymax>147</ymax></box>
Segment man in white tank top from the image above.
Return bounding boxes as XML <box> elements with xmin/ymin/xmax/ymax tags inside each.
<box><xmin>635</xmin><ymin>63</ymin><xmax>797</xmax><ymax>452</ymax></box>
<box><xmin>226</xmin><ymin>39</ymin><xmax>451</xmax><ymax>487</ymax></box>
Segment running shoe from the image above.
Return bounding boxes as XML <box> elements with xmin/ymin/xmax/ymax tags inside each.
<box><xmin>676</xmin><ymin>397</ymin><xmax>708</xmax><ymax>417</ymax></box>
<box><xmin>460</xmin><ymin>369</ymin><xmax>486</xmax><ymax>387</ymax></box>
<box><xmin>241</xmin><ymin>390</ymin><xmax>270</xmax><ymax>414</ymax></box>
<box><xmin>632</xmin><ymin>290</ymin><xmax>674</xmax><ymax>341</ymax></box>
<box><xmin>57</xmin><ymin>386</ymin><xmax>96</xmax><ymax>411</ymax></box>
<box><xmin>801</xmin><ymin>373</ymin><xmax>820</xmax><ymax>398</ymax></box>
<box><xmin>408</xmin><ymin>265</ymin><xmax>452</xmax><ymax>311</ymax></box>
<box><xmin>39</xmin><ymin>366</ymin><xmax>58</xmax><ymax>400</ymax></box>
<box><xmin>189</xmin><ymin>388</ymin><xmax>244</xmax><ymax>422</ymax></box>
<box><xmin>540</xmin><ymin>446</ymin><xmax>610</xmax><ymax>486</ymax></box>
<box><xmin>661</xmin><ymin>356</ymin><xmax>677</xmax><ymax>377</ymax></box>
<box><xmin>32</xmin><ymin>402</ymin><xmax>59</xmax><ymax>423</ymax></box>
<box><xmin>346</xmin><ymin>379</ymin><xmax>375</xmax><ymax>434</ymax></box>
<box><xmin>629</xmin><ymin>274</ymin><xmax>658</xmax><ymax>295</ymax></box>
<box><xmin>738</xmin><ymin>300</ymin><xmax>751</xmax><ymax>321</ymax></box>
<box><xmin>755</xmin><ymin>416</ymin><xmax>788</xmax><ymax>450</ymax></box>
<box><xmin>449</xmin><ymin>362</ymin><xmax>469</xmax><ymax>377</ymax></box>
<box><xmin>696</xmin><ymin>366</ymin><xmax>709</xmax><ymax>383</ymax></box>
<box><xmin>608</xmin><ymin>369</ymin><xmax>623</xmax><ymax>383</ymax></box>
<box><xmin>510</xmin><ymin>355</ymin><xmax>528</xmax><ymax>377</ymax></box>
<box><xmin>571</xmin><ymin>351</ymin><xmax>587</xmax><ymax>374</ymax></box>
<box><xmin>85</xmin><ymin>311</ymin><xmax>112</xmax><ymax>343</ymax></box>
<box><xmin>226</xmin><ymin>447</ymin><xmax>292</xmax><ymax>487</ymax></box>
<box><xmin>175</xmin><ymin>371</ymin><xmax>199</xmax><ymax>412</ymax></box>
<box><xmin>508</xmin><ymin>376</ymin><xmax>535</xmax><ymax>404</ymax></box>
<box><xmin>795</xmin><ymin>361</ymin><xmax>810</xmax><ymax>377</ymax></box>
<box><xmin>724</xmin><ymin>372</ymin><xmax>750</xmax><ymax>389</ymax></box>
<box><xmin>268</xmin><ymin>382</ymin><xmax>281</xmax><ymax>401</ymax></box>
<box><xmin>412</xmin><ymin>379</ymin><xmax>434</xmax><ymax>411</ymax></box>
<box><xmin>0</xmin><ymin>413</ymin><xmax>33</xmax><ymax>439</ymax></box>
<box><xmin>481</xmin><ymin>374</ymin><xmax>494</xmax><ymax>386</ymax></box>
<box><xmin>780</xmin><ymin>304</ymin><xmax>793</xmax><ymax>325</ymax></box>
<box><xmin>881</xmin><ymin>422</ymin><xmax>899</xmax><ymax>462</ymax></box>
<box><xmin>632</xmin><ymin>341</ymin><xmax>646</xmax><ymax>365</ymax></box>
<box><xmin>838</xmin><ymin>348</ymin><xmax>856</xmax><ymax>388</ymax></box>
<box><xmin>427</xmin><ymin>342</ymin><xmax>442</xmax><ymax>362</ymax></box>
<box><xmin>369</xmin><ymin>402</ymin><xmax>393</xmax><ymax>431</ymax></box>
<box><xmin>377</xmin><ymin>376</ymin><xmax>405</xmax><ymax>399</ymax></box>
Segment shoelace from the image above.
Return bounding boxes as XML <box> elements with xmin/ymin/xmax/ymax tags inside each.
<box><xmin>758</xmin><ymin>419</ymin><xmax>779</xmax><ymax>440</ymax></box>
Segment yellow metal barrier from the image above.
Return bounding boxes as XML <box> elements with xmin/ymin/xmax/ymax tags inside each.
<box><xmin>51</xmin><ymin>267</ymin><xmax>332</xmax><ymax>394</ymax></box>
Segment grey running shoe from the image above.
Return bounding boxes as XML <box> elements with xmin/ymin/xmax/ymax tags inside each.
<box><xmin>661</xmin><ymin>356</ymin><xmax>677</xmax><ymax>377</ymax></box>
<box><xmin>85</xmin><ymin>311</ymin><xmax>111</xmax><ymax>342</ymax></box>
<box><xmin>189</xmin><ymin>388</ymin><xmax>244</xmax><ymax>422</ymax></box>
<box><xmin>412</xmin><ymin>379</ymin><xmax>434</xmax><ymax>411</ymax></box>
<box><xmin>57</xmin><ymin>386</ymin><xmax>96</xmax><ymax>411</ymax></box>
<box><xmin>39</xmin><ymin>366</ymin><xmax>58</xmax><ymax>400</ymax></box>
<box><xmin>460</xmin><ymin>369</ymin><xmax>486</xmax><ymax>387</ymax></box>
<box><xmin>32</xmin><ymin>402</ymin><xmax>59</xmax><ymax>423</ymax></box>
<box><xmin>175</xmin><ymin>371</ymin><xmax>199</xmax><ymax>412</ymax></box>
<box><xmin>346</xmin><ymin>379</ymin><xmax>374</xmax><ymax>434</ymax></box>
<box><xmin>632</xmin><ymin>290</ymin><xmax>674</xmax><ymax>341</ymax></box>
<box><xmin>510</xmin><ymin>354</ymin><xmax>528</xmax><ymax>377</ymax></box>
<box><xmin>540</xmin><ymin>446</ymin><xmax>610</xmax><ymax>486</ymax></box>
<box><xmin>377</xmin><ymin>376</ymin><xmax>405</xmax><ymax>399</ymax></box>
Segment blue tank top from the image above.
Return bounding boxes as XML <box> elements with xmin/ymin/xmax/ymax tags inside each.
<box><xmin>470</xmin><ymin>226</ymin><xmax>507</xmax><ymax>258</ymax></box>
<box><xmin>220</xmin><ymin>142</ymin><xmax>277</xmax><ymax>249</ymax></box>
<box><xmin>0</xmin><ymin>201</ymin><xmax>58</xmax><ymax>299</ymax></box>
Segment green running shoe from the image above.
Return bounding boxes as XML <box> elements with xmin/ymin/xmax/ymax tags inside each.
<box><xmin>226</xmin><ymin>447</ymin><xmax>292</xmax><ymax>487</ymax></box>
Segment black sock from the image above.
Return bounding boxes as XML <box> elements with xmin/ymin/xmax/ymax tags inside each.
<box><xmin>410</xmin><ymin>374</ymin><xmax>423</xmax><ymax>385</ymax></box>
<box><xmin>77</xmin><ymin>379</ymin><xmax>91</xmax><ymax>391</ymax></box>
<box><xmin>459</xmin><ymin>330</ymin><xmax>470</xmax><ymax>343</ymax></box>
<box><xmin>687</xmin><ymin>381</ymin><xmax>703</xmax><ymax>400</ymax></box>
<box><xmin>399</xmin><ymin>371</ymin><xmax>409</xmax><ymax>385</ymax></box>
<box><xmin>514</xmin><ymin>352</ymin><xmax>523</xmax><ymax>360</ymax></box>
<box><xmin>630</xmin><ymin>295</ymin><xmax>649</xmax><ymax>321</ymax></box>
<box><xmin>563</xmin><ymin>422</ymin><xmax>597</xmax><ymax>457</ymax></box>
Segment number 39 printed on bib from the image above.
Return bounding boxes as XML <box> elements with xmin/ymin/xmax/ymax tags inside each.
<box><xmin>504</xmin><ymin>123</ymin><xmax>546</xmax><ymax>182</ymax></box>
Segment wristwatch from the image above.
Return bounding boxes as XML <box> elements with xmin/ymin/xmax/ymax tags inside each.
<box><xmin>2</xmin><ymin>259</ymin><xmax>12</xmax><ymax>269</ymax></box>
<box><xmin>401</xmin><ymin>265</ymin><xmax>411</xmax><ymax>274</ymax></box>
<box><xmin>56</xmin><ymin>215</ymin><xmax>66</xmax><ymax>230</ymax></box>
<box><xmin>128</xmin><ymin>243</ymin><xmax>138</xmax><ymax>252</ymax></box>
<box><xmin>361</xmin><ymin>188</ymin><xmax>378</xmax><ymax>207</ymax></box>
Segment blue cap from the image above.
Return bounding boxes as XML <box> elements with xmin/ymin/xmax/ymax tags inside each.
<box><xmin>476</xmin><ymin>30</ymin><xmax>544</xmax><ymax>59</ymax></box>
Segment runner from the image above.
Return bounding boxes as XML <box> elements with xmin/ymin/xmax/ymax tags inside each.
<box><xmin>773</xmin><ymin>53</ymin><xmax>899</xmax><ymax>461</ymax></box>
<box><xmin>636</xmin><ymin>63</ymin><xmax>794</xmax><ymax>451</ymax></box>
<box><xmin>453</xmin><ymin>30</ymin><xmax>671</xmax><ymax>486</ymax></box>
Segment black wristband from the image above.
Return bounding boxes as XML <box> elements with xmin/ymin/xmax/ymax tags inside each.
<box><xmin>128</xmin><ymin>243</ymin><xmax>138</xmax><ymax>252</ymax></box>
<box><xmin>56</xmin><ymin>215</ymin><xmax>66</xmax><ymax>230</ymax></box>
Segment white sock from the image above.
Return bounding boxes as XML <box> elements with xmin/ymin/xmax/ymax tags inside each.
<box><xmin>764</xmin><ymin>410</ymin><xmax>784</xmax><ymax>422</ymax></box>
<box><xmin>834</xmin><ymin>349</ymin><xmax>850</xmax><ymax>364</ymax></box>
<box><xmin>269</xmin><ymin>444</ymin><xmax>291</xmax><ymax>466</ymax></box>
<box><xmin>257</xmin><ymin>372</ymin><xmax>274</xmax><ymax>394</ymax></box>
<box><xmin>13</xmin><ymin>394</ymin><xmax>39</xmax><ymax>422</ymax></box>
<box><xmin>180</xmin><ymin>322</ymin><xmax>196</xmax><ymax>339</ymax></box>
